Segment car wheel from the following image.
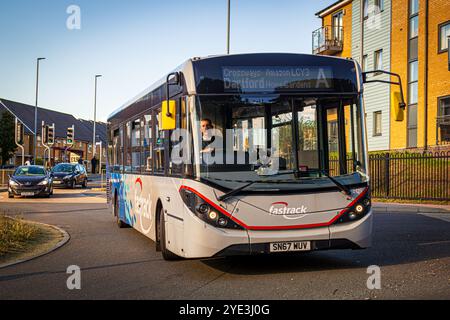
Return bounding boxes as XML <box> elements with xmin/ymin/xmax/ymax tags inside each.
<box><xmin>82</xmin><ymin>179</ymin><xmax>87</xmax><ymax>189</ymax></box>
<box><xmin>114</xmin><ymin>195</ymin><xmax>128</xmax><ymax>229</ymax></box>
<box><xmin>70</xmin><ymin>180</ymin><xmax>75</xmax><ymax>189</ymax></box>
<box><xmin>8</xmin><ymin>192</ymin><xmax>14</xmax><ymax>199</ymax></box>
<box><xmin>158</xmin><ymin>207</ymin><xmax>181</xmax><ymax>261</ymax></box>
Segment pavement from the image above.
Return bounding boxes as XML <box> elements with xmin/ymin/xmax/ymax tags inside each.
<box><xmin>373</xmin><ymin>202</ymin><xmax>450</xmax><ymax>213</ymax></box>
<box><xmin>0</xmin><ymin>189</ymin><xmax>449</xmax><ymax>300</ymax></box>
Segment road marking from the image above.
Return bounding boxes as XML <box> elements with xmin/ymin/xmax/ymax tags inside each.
<box><xmin>418</xmin><ymin>240</ymin><xmax>450</xmax><ymax>246</ymax></box>
<box><xmin>419</xmin><ymin>213</ymin><xmax>450</xmax><ymax>223</ymax></box>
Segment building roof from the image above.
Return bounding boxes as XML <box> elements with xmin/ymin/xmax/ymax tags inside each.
<box><xmin>0</xmin><ymin>98</ymin><xmax>107</xmax><ymax>144</ymax></box>
<box><xmin>315</xmin><ymin>0</ymin><xmax>351</xmax><ymax>18</ymax></box>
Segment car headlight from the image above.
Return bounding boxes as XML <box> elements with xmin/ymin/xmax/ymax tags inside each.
<box><xmin>64</xmin><ymin>175</ymin><xmax>73</xmax><ymax>180</ymax></box>
<box><xmin>38</xmin><ymin>179</ymin><xmax>49</xmax><ymax>186</ymax></box>
<box><xmin>179</xmin><ymin>186</ymin><xmax>245</xmax><ymax>230</ymax></box>
<box><xmin>334</xmin><ymin>187</ymin><xmax>371</xmax><ymax>224</ymax></box>
<box><xmin>9</xmin><ymin>180</ymin><xmax>19</xmax><ymax>186</ymax></box>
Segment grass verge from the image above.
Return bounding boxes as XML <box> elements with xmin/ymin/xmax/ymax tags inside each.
<box><xmin>0</xmin><ymin>215</ymin><xmax>63</xmax><ymax>266</ymax></box>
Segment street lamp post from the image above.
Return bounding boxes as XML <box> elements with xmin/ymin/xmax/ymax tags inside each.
<box><xmin>92</xmin><ymin>75</ymin><xmax>102</xmax><ymax>159</ymax></box>
<box><xmin>34</xmin><ymin>57</ymin><xmax>46</xmax><ymax>164</ymax></box>
<box><xmin>227</xmin><ymin>0</ymin><xmax>231</xmax><ymax>54</ymax></box>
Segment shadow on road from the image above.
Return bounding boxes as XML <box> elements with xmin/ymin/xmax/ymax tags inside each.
<box><xmin>0</xmin><ymin>258</ymin><xmax>162</xmax><ymax>283</ymax></box>
<box><xmin>201</xmin><ymin>212</ymin><xmax>450</xmax><ymax>275</ymax></box>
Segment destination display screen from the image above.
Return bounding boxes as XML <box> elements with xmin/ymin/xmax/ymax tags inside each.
<box><xmin>222</xmin><ymin>66</ymin><xmax>334</xmax><ymax>92</ymax></box>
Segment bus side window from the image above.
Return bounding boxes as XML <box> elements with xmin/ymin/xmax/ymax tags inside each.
<box><xmin>142</xmin><ymin>114</ymin><xmax>153</xmax><ymax>173</ymax></box>
<box><xmin>124</xmin><ymin>122</ymin><xmax>132</xmax><ymax>173</ymax></box>
<box><xmin>112</xmin><ymin>129</ymin><xmax>120</xmax><ymax>173</ymax></box>
<box><xmin>131</xmin><ymin>119</ymin><xmax>141</xmax><ymax>174</ymax></box>
<box><xmin>119</xmin><ymin>126</ymin><xmax>124</xmax><ymax>173</ymax></box>
<box><xmin>153</xmin><ymin>108</ymin><xmax>165</xmax><ymax>173</ymax></box>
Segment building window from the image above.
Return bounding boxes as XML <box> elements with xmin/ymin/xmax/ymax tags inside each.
<box><xmin>438</xmin><ymin>96</ymin><xmax>450</xmax><ymax>143</ymax></box>
<box><xmin>374</xmin><ymin>0</ymin><xmax>384</xmax><ymax>13</ymax></box>
<box><xmin>362</xmin><ymin>54</ymin><xmax>368</xmax><ymax>72</ymax></box>
<box><xmin>332</xmin><ymin>11</ymin><xmax>344</xmax><ymax>41</ymax></box>
<box><xmin>438</xmin><ymin>21</ymin><xmax>450</xmax><ymax>53</ymax></box>
<box><xmin>410</xmin><ymin>0</ymin><xmax>419</xmax><ymax>16</ymax></box>
<box><xmin>374</xmin><ymin>49</ymin><xmax>383</xmax><ymax>71</ymax></box>
<box><xmin>408</xmin><ymin>60</ymin><xmax>419</xmax><ymax>104</ymax></box>
<box><xmin>407</xmin><ymin>104</ymin><xmax>418</xmax><ymax>148</ymax></box>
<box><xmin>363</xmin><ymin>0</ymin><xmax>369</xmax><ymax>19</ymax></box>
<box><xmin>373</xmin><ymin>111</ymin><xmax>382</xmax><ymax>136</ymax></box>
<box><xmin>407</xmin><ymin>0</ymin><xmax>419</xmax><ymax>148</ymax></box>
<box><xmin>410</xmin><ymin>15</ymin><xmax>419</xmax><ymax>39</ymax></box>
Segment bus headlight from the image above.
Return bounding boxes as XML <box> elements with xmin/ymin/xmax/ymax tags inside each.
<box><xmin>335</xmin><ymin>188</ymin><xmax>371</xmax><ymax>224</ymax></box>
<box><xmin>180</xmin><ymin>187</ymin><xmax>245</xmax><ymax>230</ymax></box>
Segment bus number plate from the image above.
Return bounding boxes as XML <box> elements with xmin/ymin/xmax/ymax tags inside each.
<box><xmin>270</xmin><ymin>241</ymin><xmax>311</xmax><ymax>253</ymax></box>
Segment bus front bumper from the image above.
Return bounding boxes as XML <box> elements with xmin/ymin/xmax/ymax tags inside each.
<box><xmin>215</xmin><ymin>210</ymin><xmax>373</xmax><ymax>257</ymax></box>
<box><xmin>183</xmin><ymin>210</ymin><xmax>373</xmax><ymax>258</ymax></box>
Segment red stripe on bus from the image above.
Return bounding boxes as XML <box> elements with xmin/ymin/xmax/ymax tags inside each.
<box><xmin>179</xmin><ymin>185</ymin><xmax>369</xmax><ymax>231</ymax></box>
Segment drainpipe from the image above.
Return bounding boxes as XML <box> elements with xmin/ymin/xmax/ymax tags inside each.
<box><xmin>360</xmin><ymin>0</ymin><xmax>364</xmax><ymax>64</ymax></box>
<box><xmin>424</xmin><ymin>0</ymin><xmax>429</xmax><ymax>150</ymax></box>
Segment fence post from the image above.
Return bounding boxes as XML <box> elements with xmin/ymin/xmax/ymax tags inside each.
<box><xmin>384</xmin><ymin>153</ymin><xmax>390</xmax><ymax>197</ymax></box>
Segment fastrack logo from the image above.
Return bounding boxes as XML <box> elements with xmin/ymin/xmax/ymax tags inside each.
<box><xmin>134</xmin><ymin>178</ymin><xmax>152</xmax><ymax>234</ymax></box>
<box><xmin>269</xmin><ymin>202</ymin><xmax>308</xmax><ymax>215</ymax></box>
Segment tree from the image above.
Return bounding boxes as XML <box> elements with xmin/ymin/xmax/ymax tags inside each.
<box><xmin>0</xmin><ymin>111</ymin><xmax>17</xmax><ymax>165</ymax></box>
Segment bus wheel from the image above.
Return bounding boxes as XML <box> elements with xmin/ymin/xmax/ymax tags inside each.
<box><xmin>114</xmin><ymin>194</ymin><xmax>128</xmax><ymax>229</ymax></box>
<box><xmin>159</xmin><ymin>207</ymin><xmax>181</xmax><ymax>261</ymax></box>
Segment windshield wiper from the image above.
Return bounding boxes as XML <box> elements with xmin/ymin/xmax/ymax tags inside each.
<box><xmin>217</xmin><ymin>181</ymin><xmax>258</xmax><ymax>202</ymax></box>
<box><xmin>320</xmin><ymin>170</ymin><xmax>352</xmax><ymax>196</ymax></box>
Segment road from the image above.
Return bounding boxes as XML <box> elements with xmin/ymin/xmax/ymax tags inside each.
<box><xmin>0</xmin><ymin>188</ymin><xmax>449</xmax><ymax>300</ymax></box>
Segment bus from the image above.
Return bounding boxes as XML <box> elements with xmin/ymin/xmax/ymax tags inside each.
<box><xmin>107</xmin><ymin>53</ymin><xmax>386</xmax><ymax>260</ymax></box>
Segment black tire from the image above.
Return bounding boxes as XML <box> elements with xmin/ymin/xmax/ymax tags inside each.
<box><xmin>158</xmin><ymin>207</ymin><xmax>181</xmax><ymax>261</ymax></box>
<box><xmin>82</xmin><ymin>179</ymin><xmax>87</xmax><ymax>189</ymax></box>
<box><xmin>70</xmin><ymin>179</ymin><xmax>75</xmax><ymax>189</ymax></box>
<box><xmin>8</xmin><ymin>193</ymin><xmax>14</xmax><ymax>199</ymax></box>
<box><xmin>114</xmin><ymin>194</ymin><xmax>128</xmax><ymax>228</ymax></box>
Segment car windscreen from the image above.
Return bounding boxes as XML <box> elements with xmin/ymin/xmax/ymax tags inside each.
<box><xmin>15</xmin><ymin>167</ymin><xmax>46</xmax><ymax>176</ymax></box>
<box><xmin>53</xmin><ymin>164</ymin><xmax>75</xmax><ymax>173</ymax></box>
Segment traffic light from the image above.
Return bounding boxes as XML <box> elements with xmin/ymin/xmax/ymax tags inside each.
<box><xmin>47</xmin><ymin>124</ymin><xmax>55</xmax><ymax>145</ymax></box>
<box><xmin>42</xmin><ymin>124</ymin><xmax>49</xmax><ymax>145</ymax></box>
<box><xmin>16</xmin><ymin>122</ymin><xmax>24</xmax><ymax>145</ymax></box>
<box><xmin>67</xmin><ymin>126</ymin><xmax>75</xmax><ymax>145</ymax></box>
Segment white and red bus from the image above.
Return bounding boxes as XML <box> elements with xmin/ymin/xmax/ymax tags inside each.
<box><xmin>107</xmin><ymin>53</ymin><xmax>375</xmax><ymax>260</ymax></box>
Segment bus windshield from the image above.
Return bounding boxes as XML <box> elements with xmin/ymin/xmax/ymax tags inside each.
<box><xmin>194</xmin><ymin>94</ymin><xmax>367</xmax><ymax>192</ymax></box>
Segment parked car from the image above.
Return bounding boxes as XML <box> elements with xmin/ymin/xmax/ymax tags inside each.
<box><xmin>51</xmin><ymin>163</ymin><xmax>88</xmax><ymax>189</ymax></box>
<box><xmin>8</xmin><ymin>166</ymin><xmax>53</xmax><ymax>198</ymax></box>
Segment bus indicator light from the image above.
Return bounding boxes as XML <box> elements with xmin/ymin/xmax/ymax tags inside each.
<box><xmin>355</xmin><ymin>204</ymin><xmax>365</xmax><ymax>214</ymax></box>
<box><xmin>208</xmin><ymin>211</ymin><xmax>218</xmax><ymax>220</ymax></box>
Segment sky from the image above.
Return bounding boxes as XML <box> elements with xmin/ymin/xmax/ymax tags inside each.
<box><xmin>0</xmin><ymin>0</ymin><xmax>334</xmax><ymax>122</ymax></box>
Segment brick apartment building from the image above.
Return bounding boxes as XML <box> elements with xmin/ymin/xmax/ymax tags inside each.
<box><xmin>313</xmin><ymin>0</ymin><xmax>450</xmax><ymax>151</ymax></box>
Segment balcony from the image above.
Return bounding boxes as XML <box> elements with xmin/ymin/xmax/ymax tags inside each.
<box><xmin>312</xmin><ymin>26</ymin><xmax>344</xmax><ymax>55</ymax></box>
